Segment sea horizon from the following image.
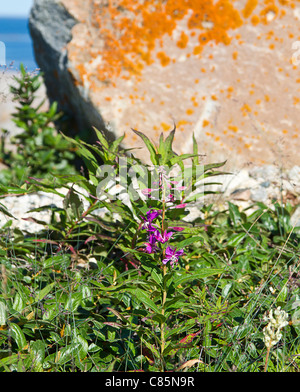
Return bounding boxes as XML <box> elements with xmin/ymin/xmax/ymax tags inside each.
<box><xmin>0</xmin><ymin>16</ymin><xmax>38</xmax><ymax>73</ymax></box>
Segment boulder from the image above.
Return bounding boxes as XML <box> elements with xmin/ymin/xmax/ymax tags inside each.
<box><xmin>29</xmin><ymin>0</ymin><xmax>300</xmax><ymax>168</ymax></box>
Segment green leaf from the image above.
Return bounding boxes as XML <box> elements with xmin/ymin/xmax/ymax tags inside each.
<box><xmin>62</xmin><ymin>133</ymin><xmax>98</xmax><ymax>174</ymax></box>
<box><xmin>150</xmin><ymin>268</ymin><xmax>163</xmax><ymax>285</ymax></box>
<box><xmin>140</xmin><ymin>337</ymin><xmax>160</xmax><ymax>359</ymax></box>
<box><xmin>175</xmin><ymin>236</ymin><xmax>203</xmax><ymax>249</ymax></box>
<box><xmin>192</xmin><ymin>132</ymin><xmax>200</xmax><ymax>166</ymax></box>
<box><xmin>227</xmin><ymin>233</ymin><xmax>246</xmax><ymax>247</ymax></box>
<box><xmin>35</xmin><ymin>282</ymin><xmax>56</xmax><ymax>302</ymax></box>
<box><xmin>152</xmin><ymin>313</ymin><xmax>166</xmax><ymax>324</ymax></box>
<box><xmin>10</xmin><ymin>323</ymin><xmax>27</xmax><ymax>350</ymax></box>
<box><xmin>111</xmin><ymin>133</ymin><xmax>125</xmax><ymax>153</ymax></box>
<box><xmin>63</xmin><ymin>186</ymin><xmax>84</xmax><ymax>220</ymax></box>
<box><xmin>276</xmin><ymin>280</ymin><xmax>288</xmax><ymax>305</ymax></box>
<box><xmin>0</xmin><ymin>353</ymin><xmax>27</xmax><ymax>367</ymax></box>
<box><xmin>65</xmin><ymin>292</ymin><xmax>82</xmax><ymax>312</ymax></box>
<box><xmin>203</xmin><ymin>160</ymin><xmax>227</xmax><ymax>172</ymax></box>
<box><xmin>131</xmin><ymin>129</ymin><xmax>158</xmax><ymax>165</ymax></box>
<box><xmin>13</xmin><ymin>292</ymin><xmax>26</xmax><ymax>312</ymax></box>
<box><xmin>0</xmin><ymin>203</ymin><xmax>16</xmax><ymax>219</ymax></box>
<box><xmin>0</xmin><ymin>301</ymin><xmax>7</xmax><ymax>325</ymax></box>
<box><xmin>129</xmin><ymin>288</ymin><xmax>159</xmax><ymax>313</ymax></box>
<box><xmin>30</xmin><ymin>340</ymin><xmax>46</xmax><ymax>370</ymax></box>
<box><xmin>174</xmin><ymin>268</ymin><xmax>223</xmax><ymax>287</ymax></box>
<box><xmin>161</xmin><ymin>125</ymin><xmax>176</xmax><ymax>164</ymax></box>
<box><xmin>169</xmin><ymin>153</ymin><xmax>200</xmax><ymax>166</ymax></box>
<box><xmin>164</xmin><ymin>318</ymin><xmax>196</xmax><ymax>341</ymax></box>
<box><xmin>93</xmin><ymin>126</ymin><xmax>109</xmax><ymax>149</ymax></box>
<box><xmin>74</xmin><ymin>335</ymin><xmax>89</xmax><ymax>360</ymax></box>
<box><xmin>55</xmin><ymin>343</ymin><xmax>81</xmax><ymax>365</ymax></box>
<box><xmin>228</xmin><ymin>202</ymin><xmax>242</xmax><ymax>226</ymax></box>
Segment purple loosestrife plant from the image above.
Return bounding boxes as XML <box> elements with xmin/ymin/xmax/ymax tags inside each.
<box><xmin>87</xmin><ymin>126</ymin><xmax>226</xmax><ymax>372</ymax></box>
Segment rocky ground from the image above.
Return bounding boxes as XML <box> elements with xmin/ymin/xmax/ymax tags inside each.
<box><xmin>0</xmin><ymin>164</ymin><xmax>299</xmax><ymax>233</ymax></box>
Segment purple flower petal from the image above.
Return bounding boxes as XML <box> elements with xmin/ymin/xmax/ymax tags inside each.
<box><xmin>162</xmin><ymin>246</ymin><xmax>185</xmax><ymax>267</ymax></box>
<box><xmin>165</xmin><ymin>245</ymin><xmax>175</xmax><ymax>258</ymax></box>
<box><xmin>146</xmin><ymin>209</ymin><xmax>161</xmax><ymax>222</ymax></box>
<box><xmin>154</xmin><ymin>230</ymin><xmax>174</xmax><ymax>243</ymax></box>
<box><xmin>144</xmin><ymin>233</ymin><xmax>158</xmax><ymax>253</ymax></box>
<box><xmin>169</xmin><ymin>227</ymin><xmax>184</xmax><ymax>232</ymax></box>
<box><xmin>141</xmin><ymin>188</ymin><xmax>153</xmax><ymax>195</ymax></box>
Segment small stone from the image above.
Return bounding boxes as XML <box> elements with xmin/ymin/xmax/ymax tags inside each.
<box><xmin>249</xmin><ymin>165</ymin><xmax>280</xmax><ymax>181</ymax></box>
<box><xmin>250</xmin><ymin>187</ymin><xmax>268</xmax><ymax>202</ymax></box>
<box><xmin>291</xmin><ymin>206</ymin><xmax>300</xmax><ymax>228</ymax></box>
<box><xmin>230</xmin><ymin>188</ymin><xmax>251</xmax><ymax>201</ymax></box>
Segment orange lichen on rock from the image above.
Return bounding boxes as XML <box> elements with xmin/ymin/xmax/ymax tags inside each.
<box><xmin>72</xmin><ymin>0</ymin><xmax>257</xmax><ymax>85</ymax></box>
<box><xmin>161</xmin><ymin>122</ymin><xmax>172</xmax><ymax>132</ymax></box>
<box><xmin>242</xmin><ymin>0</ymin><xmax>259</xmax><ymax>18</ymax></box>
<box><xmin>251</xmin><ymin>15</ymin><xmax>260</xmax><ymax>25</ymax></box>
<box><xmin>50</xmin><ymin>0</ymin><xmax>300</xmax><ymax>169</ymax></box>
<box><xmin>176</xmin><ymin>31</ymin><xmax>189</xmax><ymax>49</ymax></box>
<box><xmin>260</xmin><ymin>3</ymin><xmax>279</xmax><ymax>23</ymax></box>
<box><xmin>228</xmin><ymin>125</ymin><xmax>239</xmax><ymax>133</ymax></box>
<box><xmin>157</xmin><ymin>51</ymin><xmax>171</xmax><ymax>67</ymax></box>
<box><xmin>241</xmin><ymin>103</ymin><xmax>252</xmax><ymax>116</ymax></box>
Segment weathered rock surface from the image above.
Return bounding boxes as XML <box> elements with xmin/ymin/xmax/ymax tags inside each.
<box><xmin>29</xmin><ymin>0</ymin><xmax>300</xmax><ymax>169</ymax></box>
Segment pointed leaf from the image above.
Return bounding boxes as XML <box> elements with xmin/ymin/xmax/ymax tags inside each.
<box><xmin>0</xmin><ymin>301</ymin><xmax>7</xmax><ymax>325</ymax></box>
<box><xmin>161</xmin><ymin>125</ymin><xmax>176</xmax><ymax>164</ymax></box>
<box><xmin>10</xmin><ymin>323</ymin><xmax>27</xmax><ymax>350</ymax></box>
<box><xmin>111</xmin><ymin>134</ymin><xmax>125</xmax><ymax>152</ymax></box>
<box><xmin>129</xmin><ymin>288</ymin><xmax>159</xmax><ymax>313</ymax></box>
<box><xmin>192</xmin><ymin>132</ymin><xmax>200</xmax><ymax>166</ymax></box>
<box><xmin>0</xmin><ymin>203</ymin><xmax>16</xmax><ymax>219</ymax></box>
<box><xmin>174</xmin><ymin>268</ymin><xmax>223</xmax><ymax>287</ymax></box>
<box><xmin>132</xmin><ymin>129</ymin><xmax>158</xmax><ymax>165</ymax></box>
<box><xmin>176</xmin><ymin>359</ymin><xmax>203</xmax><ymax>371</ymax></box>
<box><xmin>93</xmin><ymin>126</ymin><xmax>109</xmax><ymax>149</ymax></box>
<box><xmin>35</xmin><ymin>282</ymin><xmax>56</xmax><ymax>302</ymax></box>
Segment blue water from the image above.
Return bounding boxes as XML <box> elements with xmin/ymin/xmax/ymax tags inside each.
<box><xmin>0</xmin><ymin>17</ymin><xmax>38</xmax><ymax>72</ymax></box>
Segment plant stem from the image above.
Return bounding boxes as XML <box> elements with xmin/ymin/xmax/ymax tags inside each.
<box><xmin>160</xmin><ymin>186</ymin><xmax>167</xmax><ymax>371</ymax></box>
<box><xmin>264</xmin><ymin>344</ymin><xmax>271</xmax><ymax>372</ymax></box>
<box><xmin>160</xmin><ymin>263</ymin><xmax>167</xmax><ymax>371</ymax></box>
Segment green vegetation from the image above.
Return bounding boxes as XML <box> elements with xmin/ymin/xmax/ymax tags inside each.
<box><xmin>0</xmin><ymin>64</ymin><xmax>77</xmax><ymax>186</ymax></box>
<box><xmin>0</xmin><ymin>66</ymin><xmax>299</xmax><ymax>372</ymax></box>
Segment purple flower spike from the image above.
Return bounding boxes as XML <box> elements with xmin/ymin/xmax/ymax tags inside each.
<box><xmin>162</xmin><ymin>246</ymin><xmax>185</xmax><ymax>268</ymax></box>
<box><xmin>144</xmin><ymin>233</ymin><xmax>158</xmax><ymax>254</ymax></box>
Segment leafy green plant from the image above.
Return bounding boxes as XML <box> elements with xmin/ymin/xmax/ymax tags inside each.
<box><xmin>0</xmin><ymin>122</ymin><xmax>299</xmax><ymax>372</ymax></box>
<box><xmin>0</xmin><ymin>64</ymin><xmax>77</xmax><ymax>185</ymax></box>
